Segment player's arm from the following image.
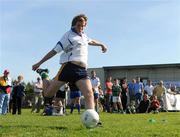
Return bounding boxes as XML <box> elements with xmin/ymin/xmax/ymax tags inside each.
<box><xmin>88</xmin><ymin>39</ymin><xmax>107</xmax><ymax>53</ymax></box>
<box><xmin>32</xmin><ymin>49</ymin><xmax>57</xmax><ymax>71</ymax></box>
<box><xmin>32</xmin><ymin>32</ymin><xmax>69</xmax><ymax>71</ymax></box>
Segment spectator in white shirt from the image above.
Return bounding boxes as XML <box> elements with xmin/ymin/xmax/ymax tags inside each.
<box><xmin>90</xmin><ymin>70</ymin><xmax>100</xmax><ymax>113</ymax></box>
<box><xmin>144</xmin><ymin>79</ymin><xmax>154</xmax><ymax>97</ymax></box>
<box><xmin>31</xmin><ymin>77</ymin><xmax>43</xmax><ymax>113</ymax></box>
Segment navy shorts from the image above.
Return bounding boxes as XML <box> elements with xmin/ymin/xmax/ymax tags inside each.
<box><xmin>55</xmin><ymin>62</ymin><xmax>88</xmax><ymax>83</ymax></box>
<box><xmin>94</xmin><ymin>93</ymin><xmax>99</xmax><ymax>99</ymax></box>
<box><xmin>70</xmin><ymin>91</ymin><xmax>81</xmax><ymax>99</ymax></box>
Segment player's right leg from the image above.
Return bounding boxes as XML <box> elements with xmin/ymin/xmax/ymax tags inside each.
<box><xmin>36</xmin><ymin>68</ymin><xmax>65</xmax><ymax>97</ymax></box>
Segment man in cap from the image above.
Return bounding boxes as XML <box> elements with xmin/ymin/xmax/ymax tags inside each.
<box><xmin>0</xmin><ymin>69</ymin><xmax>12</xmax><ymax>115</ymax></box>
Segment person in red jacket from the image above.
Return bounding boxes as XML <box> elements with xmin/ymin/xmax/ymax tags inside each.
<box><xmin>148</xmin><ymin>95</ymin><xmax>160</xmax><ymax>113</ymax></box>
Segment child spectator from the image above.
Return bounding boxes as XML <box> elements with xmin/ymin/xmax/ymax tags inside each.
<box><xmin>127</xmin><ymin>101</ymin><xmax>136</xmax><ymax>114</ymax></box>
<box><xmin>148</xmin><ymin>95</ymin><xmax>160</xmax><ymax>113</ymax></box>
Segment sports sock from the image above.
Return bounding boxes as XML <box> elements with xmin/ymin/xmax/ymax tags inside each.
<box><xmin>76</xmin><ymin>104</ymin><xmax>81</xmax><ymax>113</ymax></box>
<box><xmin>70</xmin><ymin>104</ymin><xmax>74</xmax><ymax>113</ymax></box>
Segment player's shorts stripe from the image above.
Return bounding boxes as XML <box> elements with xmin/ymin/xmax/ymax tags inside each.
<box><xmin>54</xmin><ymin>63</ymin><xmax>66</xmax><ymax>81</ymax></box>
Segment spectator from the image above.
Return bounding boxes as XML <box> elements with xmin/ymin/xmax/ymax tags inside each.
<box><xmin>98</xmin><ymin>85</ymin><xmax>105</xmax><ymax>112</ymax></box>
<box><xmin>37</xmin><ymin>69</ymin><xmax>54</xmax><ymax>116</ymax></box>
<box><xmin>105</xmin><ymin>76</ymin><xmax>113</xmax><ymax>113</ymax></box>
<box><xmin>112</xmin><ymin>78</ymin><xmax>123</xmax><ymax>113</ymax></box>
<box><xmin>6</xmin><ymin>71</ymin><xmax>12</xmax><ymax>113</ymax></box>
<box><xmin>134</xmin><ymin>77</ymin><xmax>144</xmax><ymax>108</ymax></box>
<box><xmin>43</xmin><ymin>97</ymin><xmax>54</xmax><ymax>115</ymax></box>
<box><xmin>144</xmin><ymin>79</ymin><xmax>154</xmax><ymax>97</ymax></box>
<box><xmin>127</xmin><ymin>101</ymin><xmax>136</xmax><ymax>114</ymax></box>
<box><xmin>137</xmin><ymin>93</ymin><xmax>150</xmax><ymax>113</ymax></box>
<box><xmin>90</xmin><ymin>70</ymin><xmax>101</xmax><ymax>113</ymax></box>
<box><xmin>12</xmin><ymin>75</ymin><xmax>25</xmax><ymax>115</ymax></box>
<box><xmin>0</xmin><ymin>69</ymin><xmax>11</xmax><ymax>115</ymax></box>
<box><xmin>167</xmin><ymin>84</ymin><xmax>177</xmax><ymax>95</ymax></box>
<box><xmin>54</xmin><ymin>83</ymin><xmax>68</xmax><ymax>115</ymax></box>
<box><xmin>69</xmin><ymin>83</ymin><xmax>81</xmax><ymax>114</ymax></box>
<box><xmin>128</xmin><ymin>79</ymin><xmax>136</xmax><ymax>105</ymax></box>
<box><xmin>9</xmin><ymin>80</ymin><xmax>17</xmax><ymax>113</ymax></box>
<box><xmin>31</xmin><ymin>77</ymin><xmax>43</xmax><ymax>113</ymax></box>
<box><xmin>120</xmin><ymin>78</ymin><xmax>128</xmax><ymax>112</ymax></box>
<box><xmin>148</xmin><ymin>95</ymin><xmax>160</xmax><ymax>113</ymax></box>
<box><xmin>166</xmin><ymin>84</ymin><xmax>177</xmax><ymax>108</ymax></box>
<box><xmin>153</xmin><ymin>80</ymin><xmax>166</xmax><ymax>111</ymax></box>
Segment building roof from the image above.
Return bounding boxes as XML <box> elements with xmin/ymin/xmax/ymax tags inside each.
<box><xmin>103</xmin><ymin>63</ymin><xmax>180</xmax><ymax>70</ymax></box>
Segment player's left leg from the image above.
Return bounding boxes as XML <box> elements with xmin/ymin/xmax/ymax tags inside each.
<box><xmin>76</xmin><ymin>79</ymin><xmax>102</xmax><ymax>126</ymax></box>
<box><xmin>75</xmin><ymin>79</ymin><xmax>94</xmax><ymax>109</ymax></box>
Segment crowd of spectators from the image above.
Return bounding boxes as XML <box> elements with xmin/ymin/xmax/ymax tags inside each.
<box><xmin>102</xmin><ymin>76</ymin><xmax>179</xmax><ymax>114</ymax></box>
<box><xmin>0</xmin><ymin>69</ymin><xmax>179</xmax><ymax>116</ymax></box>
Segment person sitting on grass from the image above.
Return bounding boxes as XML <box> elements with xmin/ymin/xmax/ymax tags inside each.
<box><xmin>148</xmin><ymin>95</ymin><xmax>160</xmax><ymax>113</ymax></box>
<box><xmin>137</xmin><ymin>92</ymin><xmax>150</xmax><ymax>113</ymax></box>
<box><xmin>127</xmin><ymin>101</ymin><xmax>136</xmax><ymax>114</ymax></box>
<box><xmin>52</xmin><ymin>84</ymin><xmax>68</xmax><ymax>116</ymax></box>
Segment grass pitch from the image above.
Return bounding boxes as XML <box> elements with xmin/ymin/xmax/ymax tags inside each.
<box><xmin>0</xmin><ymin>109</ymin><xmax>180</xmax><ymax>137</ymax></box>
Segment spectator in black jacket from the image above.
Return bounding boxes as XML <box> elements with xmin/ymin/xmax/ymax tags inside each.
<box><xmin>12</xmin><ymin>75</ymin><xmax>25</xmax><ymax>115</ymax></box>
<box><xmin>137</xmin><ymin>92</ymin><xmax>150</xmax><ymax>113</ymax></box>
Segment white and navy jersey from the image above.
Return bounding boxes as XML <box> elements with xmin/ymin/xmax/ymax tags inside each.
<box><xmin>53</xmin><ymin>28</ymin><xmax>92</xmax><ymax>66</ymax></box>
<box><xmin>90</xmin><ymin>77</ymin><xmax>100</xmax><ymax>93</ymax></box>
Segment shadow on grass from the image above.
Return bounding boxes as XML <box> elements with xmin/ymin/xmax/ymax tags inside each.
<box><xmin>1</xmin><ymin>125</ymin><xmax>68</xmax><ymax>130</ymax></box>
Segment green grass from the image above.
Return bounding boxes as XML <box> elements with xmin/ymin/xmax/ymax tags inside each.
<box><xmin>0</xmin><ymin>109</ymin><xmax>180</xmax><ymax>137</ymax></box>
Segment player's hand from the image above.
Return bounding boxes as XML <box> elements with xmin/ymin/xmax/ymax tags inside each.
<box><xmin>32</xmin><ymin>62</ymin><xmax>41</xmax><ymax>71</ymax></box>
<box><xmin>101</xmin><ymin>45</ymin><xmax>107</xmax><ymax>53</ymax></box>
